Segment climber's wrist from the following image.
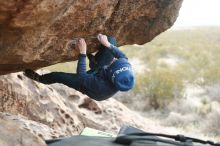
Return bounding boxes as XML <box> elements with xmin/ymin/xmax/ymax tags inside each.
<box><xmin>79</xmin><ymin>53</ymin><xmax>86</xmax><ymax>57</ymax></box>
<box><xmin>79</xmin><ymin>49</ymin><xmax>86</xmax><ymax>55</ymax></box>
<box><xmin>80</xmin><ymin>52</ymin><xmax>86</xmax><ymax>55</ymax></box>
<box><xmin>105</xmin><ymin>42</ymin><xmax>111</xmax><ymax>48</ymax></box>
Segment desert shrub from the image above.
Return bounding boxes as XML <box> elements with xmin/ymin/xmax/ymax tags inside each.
<box><xmin>205</xmin><ymin>83</ymin><xmax>220</xmax><ymax>102</ymax></box>
<box><xmin>202</xmin><ymin>110</ymin><xmax>220</xmax><ymax>136</ymax></box>
<box><xmin>135</xmin><ymin>68</ymin><xmax>184</xmax><ymax>109</ymax></box>
<box><xmin>197</xmin><ymin>96</ymin><xmax>212</xmax><ymax>116</ymax></box>
<box><xmin>203</xmin><ymin>63</ymin><xmax>220</xmax><ymax>85</ymax></box>
<box><xmin>167</xmin><ymin>98</ymin><xmax>197</xmax><ymax>115</ymax></box>
<box><xmin>164</xmin><ymin>112</ymin><xmax>199</xmax><ymax>128</ymax></box>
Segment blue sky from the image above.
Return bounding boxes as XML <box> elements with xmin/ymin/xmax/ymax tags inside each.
<box><xmin>173</xmin><ymin>0</ymin><xmax>220</xmax><ymax>28</ymax></box>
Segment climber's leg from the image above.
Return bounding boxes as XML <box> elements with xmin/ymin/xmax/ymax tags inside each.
<box><xmin>39</xmin><ymin>72</ymin><xmax>83</xmax><ymax>90</ymax></box>
<box><xmin>24</xmin><ymin>69</ymin><xmax>40</xmax><ymax>82</ymax></box>
<box><xmin>24</xmin><ymin>69</ymin><xmax>83</xmax><ymax>90</ymax></box>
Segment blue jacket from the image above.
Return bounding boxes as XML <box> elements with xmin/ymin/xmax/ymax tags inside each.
<box><xmin>77</xmin><ymin>45</ymin><xmax>130</xmax><ymax>101</ymax></box>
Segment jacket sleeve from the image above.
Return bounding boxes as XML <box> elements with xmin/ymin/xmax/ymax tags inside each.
<box><xmin>77</xmin><ymin>54</ymin><xmax>87</xmax><ymax>74</ymax></box>
<box><xmin>109</xmin><ymin>44</ymin><xmax>128</xmax><ymax>59</ymax></box>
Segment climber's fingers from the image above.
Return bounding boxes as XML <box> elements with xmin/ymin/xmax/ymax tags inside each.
<box><xmin>76</xmin><ymin>38</ymin><xmax>87</xmax><ymax>54</ymax></box>
<box><xmin>97</xmin><ymin>34</ymin><xmax>111</xmax><ymax>48</ymax></box>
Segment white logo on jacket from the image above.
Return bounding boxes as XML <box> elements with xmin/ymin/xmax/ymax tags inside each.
<box><xmin>111</xmin><ymin>66</ymin><xmax>132</xmax><ymax>82</ymax></box>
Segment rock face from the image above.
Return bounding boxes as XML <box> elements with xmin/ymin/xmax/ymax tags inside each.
<box><xmin>0</xmin><ymin>71</ymin><xmax>183</xmax><ymax>140</ymax></box>
<box><xmin>0</xmin><ymin>0</ymin><xmax>183</xmax><ymax>75</ymax></box>
<box><xmin>0</xmin><ymin>118</ymin><xmax>46</xmax><ymax>146</ymax></box>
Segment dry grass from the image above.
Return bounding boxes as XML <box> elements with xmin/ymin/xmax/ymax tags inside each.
<box><xmin>45</xmin><ymin>27</ymin><xmax>220</xmax><ymax>139</ymax></box>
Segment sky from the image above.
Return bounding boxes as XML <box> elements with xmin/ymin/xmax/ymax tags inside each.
<box><xmin>173</xmin><ymin>0</ymin><xmax>220</xmax><ymax>28</ymax></box>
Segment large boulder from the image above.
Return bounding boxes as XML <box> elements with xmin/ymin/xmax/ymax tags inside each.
<box><xmin>0</xmin><ymin>0</ymin><xmax>183</xmax><ymax>75</ymax></box>
<box><xmin>0</xmin><ymin>71</ymin><xmax>184</xmax><ymax>139</ymax></box>
<box><xmin>0</xmin><ymin>118</ymin><xmax>46</xmax><ymax>146</ymax></box>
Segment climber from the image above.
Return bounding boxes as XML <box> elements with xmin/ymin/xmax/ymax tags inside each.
<box><xmin>24</xmin><ymin>34</ymin><xmax>135</xmax><ymax>101</ymax></box>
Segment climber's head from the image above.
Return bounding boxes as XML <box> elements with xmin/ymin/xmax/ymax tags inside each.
<box><xmin>108</xmin><ymin>58</ymin><xmax>135</xmax><ymax>91</ymax></box>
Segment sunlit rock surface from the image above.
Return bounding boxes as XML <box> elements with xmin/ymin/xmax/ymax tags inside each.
<box><xmin>0</xmin><ymin>0</ymin><xmax>183</xmax><ymax>75</ymax></box>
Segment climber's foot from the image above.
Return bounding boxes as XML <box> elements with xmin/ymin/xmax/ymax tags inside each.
<box><xmin>24</xmin><ymin>69</ymin><xmax>40</xmax><ymax>81</ymax></box>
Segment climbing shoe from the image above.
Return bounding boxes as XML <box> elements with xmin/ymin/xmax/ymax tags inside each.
<box><xmin>24</xmin><ymin>69</ymin><xmax>40</xmax><ymax>81</ymax></box>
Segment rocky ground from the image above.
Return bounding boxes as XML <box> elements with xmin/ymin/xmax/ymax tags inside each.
<box><xmin>0</xmin><ymin>71</ymin><xmax>186</xmax><ymax>145</ymax></box>
<box><xmin>0</xmin><ymin>71</ymin><xmax>219</xmax><ymax>145</ymax></box>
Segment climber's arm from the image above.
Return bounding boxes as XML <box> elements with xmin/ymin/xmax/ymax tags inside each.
<box><xmin>108</xmin><ymin>44</ymin><xmax>128</xmax><ymax>59</ymax></box>
<box><xmin>77</xmin><ymin>54</ymin><xmax>87</xmax><ymax>74</ymax></box>
<box><xmin>97</xmin><ymin>34</ymin><xmax>127</xmax><ymax>59</ymax></box>
<box><xmin>76</xmin><ymin>38</ymin><xmax>87</xmax><ymax>75</ymax></box>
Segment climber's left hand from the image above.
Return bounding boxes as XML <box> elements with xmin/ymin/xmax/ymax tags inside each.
<box><xmin>76</xmin><ymin>38</ymin><xmax>87</xmax><ymax>54</ymax></box>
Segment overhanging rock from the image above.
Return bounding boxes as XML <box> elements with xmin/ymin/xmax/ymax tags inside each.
<box><xmin>0</xmin><ymin>0</ymin><xmax>183</xmax><ymax>75</ymax></box>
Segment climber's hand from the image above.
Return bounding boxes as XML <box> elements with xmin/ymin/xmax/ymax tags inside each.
<box><xmin>97</xmin><ymin>34</ymin><xmax>111</xmax><ymax>48</ymax></box>
<box><xmin>76</xmin><ymin>38</ymin><xmax>87</xmax><ymax>54</ymax></box>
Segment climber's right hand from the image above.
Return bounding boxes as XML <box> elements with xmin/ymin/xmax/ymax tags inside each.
<box><xmin>97</xmin><ymin>34</ymin><xmax>111</xmax><ymax>48</ymax></box>
<box><xmin>76</xmin><ymin>38</ymin><xmax>87</xmax><ymax>54</ymax></box>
